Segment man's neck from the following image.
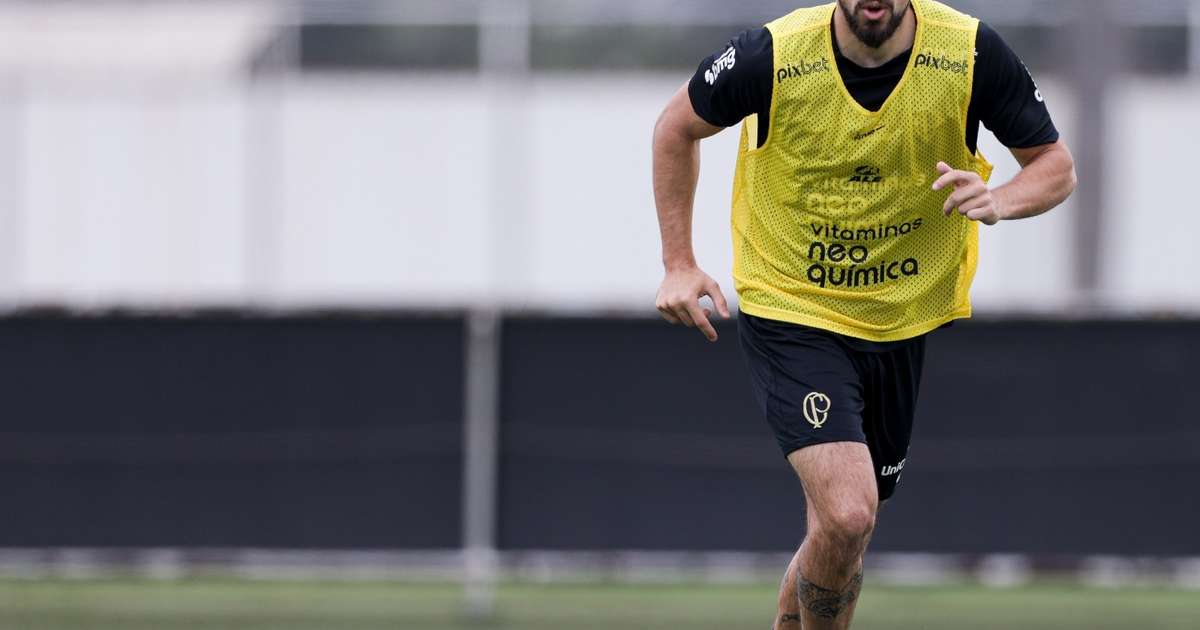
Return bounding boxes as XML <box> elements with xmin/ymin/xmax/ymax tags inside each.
<box><xmin>832</xmin><ymin>5</ymin><xmax>917</xmax><ymax>68</ymax></box>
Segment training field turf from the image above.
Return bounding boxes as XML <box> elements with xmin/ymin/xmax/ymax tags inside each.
<box><xmin>0</xmin><ymin>579</ymin><xmax>1197</xmax><ymax>630</ymax></box>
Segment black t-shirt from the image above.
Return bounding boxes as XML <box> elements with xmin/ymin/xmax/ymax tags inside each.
<box><xmin>688</xmin><ymin>22</ymin><xmax>1059</xmax><ymax>154</ymax></box>
<box><xmin>687</xmin><ymin>20</ymin><xmax>1058</xmax><ymax>352</ymax></box>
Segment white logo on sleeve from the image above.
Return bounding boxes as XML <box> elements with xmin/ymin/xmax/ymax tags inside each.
<box><xmin>705</xmin><ymin>47</ymin><xmax>737</xmax><ymax>85</ymax></box>
<box><xmin>1021</xmin><ymin>61</ymin><xmax>1045</xmax><ymax>103</ymax></box>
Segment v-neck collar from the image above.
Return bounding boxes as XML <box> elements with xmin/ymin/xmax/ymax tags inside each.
<box><xmin>825</xmin><ymin>0</ymin><xmax>925</xmax><ymax>117</ymax></box>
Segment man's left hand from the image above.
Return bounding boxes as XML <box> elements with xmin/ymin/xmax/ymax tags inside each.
<box><xmin>932</xmin><ymin>161</ymin><xmax>1002</xmax><ymax>226</ymax></box>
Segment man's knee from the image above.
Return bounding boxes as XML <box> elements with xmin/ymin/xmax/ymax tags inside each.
<box><xmin>813</xmin><ymin>501</ymin><xmax>876</xmax><ymax>551</ymax></box>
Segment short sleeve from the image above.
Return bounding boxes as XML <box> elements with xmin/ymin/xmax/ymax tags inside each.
<box><xmin>972</xmin><ymin>22</ymin><xmax>1059</xmax><ymax>149</ymax></box>
<box><xmin>687</xmin><ymin>27</ymin><xmax>775</xmax><ymax>134</ymax></box>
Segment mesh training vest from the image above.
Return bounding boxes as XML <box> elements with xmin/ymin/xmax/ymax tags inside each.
<box><xmin>732</xmin><ymin>0</ymin><xmax>993</xmax><ymax>342</ymax></box>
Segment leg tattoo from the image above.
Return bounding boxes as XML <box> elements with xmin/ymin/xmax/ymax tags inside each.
<box><xmin>797</xmin><ymin>570</ymin><xmax>864</xmax><ymax>619</ymax></box>
<box><xmin>777</xmin><ymin>613</ymin><xmax>803</xmax><ymax>626</ymax></box>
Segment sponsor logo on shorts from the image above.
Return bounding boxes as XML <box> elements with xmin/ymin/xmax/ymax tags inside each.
<box><xmin>802</xmin><ymin>392</ymin><xmax>831</xmax><ymax>429</ymax></box>
<box><xmin>881</xmin><ymin>459</ymin><xmax>907</xmax><ymax>477</ymax></box>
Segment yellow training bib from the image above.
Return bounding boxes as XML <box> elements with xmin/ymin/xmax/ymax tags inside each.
<box><xmin>732</xmin><ymin>0</ymin><xmax>993</xmax><ymax>342</ymax></box>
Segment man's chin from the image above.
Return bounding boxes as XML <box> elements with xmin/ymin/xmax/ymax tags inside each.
<box><xmin>854</xmin><ymin>27</ymin><xmax>890</xmax><ymax>48</ymax></box>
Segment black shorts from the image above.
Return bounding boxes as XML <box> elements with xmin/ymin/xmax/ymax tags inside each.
<box><xmin>737</xmin><ymin>313</ymin><xmax>926</xmax><ymax>501</ymax></box>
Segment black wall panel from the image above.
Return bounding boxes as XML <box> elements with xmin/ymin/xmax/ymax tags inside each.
<box><xmin>0</xmin><ymin>315</ymin><xmax>463</xmax><ymax>549</ymax></box>
<box><xmin>498</xmin><ymin>318</ymin><xmax>801</xmax><ymax>551</ymax></box>
<box><xmin>500</xmin><ymin>318</ymin><xmax>1200</xmax><ymax>556</ymax></box>
<box><xmin>0</xmin><ymin>314</ymin><xmax>1195</xmax><ymax>557</ymax></box>
<box><xmin>881</xmin><ymin>321</ymin><xmax>1200</xmax><ymax>555</ymax></box>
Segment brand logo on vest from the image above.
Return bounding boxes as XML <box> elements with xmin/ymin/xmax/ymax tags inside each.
<box><xmin>914</xmin><ymin>51</ymin><xmax>967</xmax><ymax>75</ymax></box>
<box><xmin>776</xmin><ymin>57</ymin><xmax>831</xmax><ymax>83</ymax></box>
<box><xmin>853</xmin><ymin>125</ymin><xmax>885</xmax><ymax>141</ymax></box>
<box><xmin>802</xmin><ymin>392</ymin><xmax>831</xmax><ymax>429</ymax></box>
<box><xmin>848</xmin><ymin>165</ymin><xmax>883</xmax><ymax>184</ymax></box>
<box><xmin>704</xmin><ymin>47</ymin><xmax>737</xmax><ymax>85</ymax></box>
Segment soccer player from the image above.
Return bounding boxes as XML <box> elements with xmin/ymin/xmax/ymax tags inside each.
<box><xmin>651</xmin><ymin>1</ymin><xmax>1076</xmax><ymax>628</ymax></box>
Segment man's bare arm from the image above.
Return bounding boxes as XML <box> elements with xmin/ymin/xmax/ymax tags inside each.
<box><xmin>994</xmin><ymin>139</ymin><xmax>1077</xmax><ymax>220</ymax></box>
<box><xmin>933</xmin><ymin>139</ymin><xmax>1077</xmax><ymax>225</ymax></box>
<box><xmin>652</xmin><ymin>83</ymin><xmax>731</xmax><ymax>342</ymax></box>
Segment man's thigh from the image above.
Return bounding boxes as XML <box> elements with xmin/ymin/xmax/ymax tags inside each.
<box><xmin>787</xmin><ymin>442</ymin><xmax>878</xmax><ymax>523</ymax></box>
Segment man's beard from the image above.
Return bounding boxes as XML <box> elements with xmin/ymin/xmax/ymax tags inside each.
<box><xmin>840</xmin><ymin>1</ymin><xmax>910</xmax><ymax>49</ymax></box>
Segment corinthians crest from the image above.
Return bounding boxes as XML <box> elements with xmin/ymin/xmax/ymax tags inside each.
<box><xmin>802</xmin><ymin>392</ymin><xmax>832</xmax><ymax>429</ymax></box>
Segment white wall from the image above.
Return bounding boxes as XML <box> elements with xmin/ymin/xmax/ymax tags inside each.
<box><xmin>13</xmin><ymin>87</ymin><xmax>249</xmax><ymax>307</ymax></box>
<box><xmin>0</xmin><ymin>74</ymin><xmax>1194</xmax><ymax>314</ymax></box>
<box><xmin>276</xmin><ymin>78</ymin><xmax>493</xmax><ymax>306</ymax></box>
<box><xmin>1103</xmin><ymin>79</ymin><xmax>1200</xmax><ymax>312</ymax></box>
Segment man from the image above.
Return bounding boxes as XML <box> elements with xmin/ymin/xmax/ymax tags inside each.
<box><xmin>651</xmin><ymin>0</ymin><xmax>1076</xmax><ymax>628</ymax></box>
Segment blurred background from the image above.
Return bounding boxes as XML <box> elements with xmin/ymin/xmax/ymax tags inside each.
<box><xmin>0</xmin><ymin>0</ymin><xmax>1197</xmax><ymax>628</ymax></box>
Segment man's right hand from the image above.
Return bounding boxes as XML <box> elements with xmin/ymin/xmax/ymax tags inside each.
<box><xmin>655</xmin><ymin>266</ymin><xmax>731</xmax><ymax>342</ymax></box>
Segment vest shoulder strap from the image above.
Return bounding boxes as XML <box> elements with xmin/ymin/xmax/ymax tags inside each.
<box><xmin>766</xmin><ymin>3</ymin><xmax>835</xmax><ymax>39</ymax></box>
<box><xmin>914</xmin><ymin>0</ymin><xmax>978</xmax><ymax>31</ymax></box>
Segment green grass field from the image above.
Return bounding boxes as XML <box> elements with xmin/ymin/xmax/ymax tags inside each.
<box><xmin>0</xmin><ymin>579</ymin><xmax>1197</xmax><ymax>630</ymax></box>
